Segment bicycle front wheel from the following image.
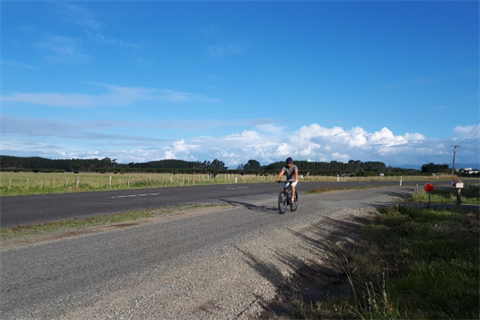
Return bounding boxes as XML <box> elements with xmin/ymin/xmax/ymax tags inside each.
<box><xmin>278</xmin><ymin>191</ymin><xmax>287</xmax><ymax>214</ymax></box>
<box><xmin>290</xmin><ymin>191</ymin><xmax>298</xmax><ymax>212</ymax></box>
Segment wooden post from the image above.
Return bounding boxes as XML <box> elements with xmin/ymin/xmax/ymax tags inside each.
<box><xmin>76</xmin><ymin>176</ymin><xmax>80</xmax><ymax>189</ymax></box>
<box><xmin>128</xmin><ymin>176</ymin><xmax>130</xmax><ymax>187</ymax></box>
<box><xmin>109</xmin><ymin>176</ymin><xmax>112</xmax><ymax>186</ymax></box>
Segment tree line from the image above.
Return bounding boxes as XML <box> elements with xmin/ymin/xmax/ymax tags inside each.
<box><xmin>0</xmin><ymin>155</ymin><xmax>455</xmax><ymax>176</ymax></box>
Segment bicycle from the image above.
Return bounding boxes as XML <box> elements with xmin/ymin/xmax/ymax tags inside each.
<box><xmin>277</xmin><ymin>180</ymin><xmax>298</xmax><ymax>214</ymax></box>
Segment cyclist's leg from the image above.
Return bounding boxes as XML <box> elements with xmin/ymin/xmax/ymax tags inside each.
<box><xmin>291</xmin><ymin>180</ymin><xmax>298</xmax><ymax>202</ymax></box>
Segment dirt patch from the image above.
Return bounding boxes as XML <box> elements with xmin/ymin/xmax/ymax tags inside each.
<box><xmin>0</xmin><ymin>204</ymin><xmax>233</xmax><ymax>251</ymax></box>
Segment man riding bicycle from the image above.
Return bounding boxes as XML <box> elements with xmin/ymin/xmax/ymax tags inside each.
<box><xmin>275</xmin><ymin>157</ymin><xmax>299</xmax><ymax>203</ymax></box>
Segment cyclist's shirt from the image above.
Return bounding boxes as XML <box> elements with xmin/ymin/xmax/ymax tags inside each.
<box><xmin>282</xmin><ymin>165</ymin><xmax>298</xmax><ymax>181</ymax></box>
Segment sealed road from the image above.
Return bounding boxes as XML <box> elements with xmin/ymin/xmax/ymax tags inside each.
<box><xmin>0</xmin><ymin>180</ymin><xmax>448</xmax><ymax>228</ymax></box>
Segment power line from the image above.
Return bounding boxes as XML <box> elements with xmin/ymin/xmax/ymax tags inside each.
<box><xmin>458</xmin><ymin>120</ymin><xmax>480</xmax><ymax>148</ymax></box>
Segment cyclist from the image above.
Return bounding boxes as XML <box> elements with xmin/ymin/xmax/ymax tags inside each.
<box><xmin>275</xmin><ymin>157</ymin><xmax>299</xmax><ymax>203</ymax></box>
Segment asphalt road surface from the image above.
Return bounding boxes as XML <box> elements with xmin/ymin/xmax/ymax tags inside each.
<box><xmin>0</xmin><ymin>180</ymin><xmax>451</xmax><ymax>229</ymax></box>
<box><xmin>0</xmin><ymin>185</ymin><xmax>418</xmax><ymax>319</ymax></box>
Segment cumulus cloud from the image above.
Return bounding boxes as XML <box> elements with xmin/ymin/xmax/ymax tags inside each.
<box><xmin>163</xmin><ymin>140</ymin><xmax>200</xmax><ymax>160</ymax></box>
<box><xmin>454</xmin><ymin>124</ymin><xmax>479</xmax><ymax>138</ymax></box>
<box><xmin>1</xmin><ymin>115</ymin><xmax>478</xmax><ymax>167</ymax></box>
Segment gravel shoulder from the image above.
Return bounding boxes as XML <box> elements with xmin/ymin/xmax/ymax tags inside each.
<box><xmin>0</xmin><ymin>186</ymin><xmax>412</xmax><ymax>319</ymax></box>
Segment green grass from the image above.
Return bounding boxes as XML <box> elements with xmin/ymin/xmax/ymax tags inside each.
<box><xmin>261</xmin><ymin>205</ymin><xmax>479</xmax><ymax>319</ymax></box>
<box><xmin>0</xmin><ymin>204</ymin><xmax>224</xmax><ymax>241</ymax></box>
<box><xmin>0</xmin><ymin>172</ymin><xmax>253</xmax><ymax>196</ymax></box>
<box><xmin>409</xmin><ymin>185</ymin><xmax>480</xmax><ymax>205</ymax></box>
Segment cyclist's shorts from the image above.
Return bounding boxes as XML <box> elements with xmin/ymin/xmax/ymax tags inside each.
<box><xmin>291</xmin><ymin>180</ymin><xmax>298</xmax><ymax>188</ymax></box>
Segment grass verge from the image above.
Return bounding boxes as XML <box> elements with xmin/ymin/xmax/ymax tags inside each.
<box><xmin>0</xmin><ymin>204</ymin><xmax>225</xmax><ymax>241</ymax></box>
<box><xmin>306</xmin><ymin>185</ymin><xmax>385</xmax><ymax>194</ymax></box>
<box><xmin>259</xmin><ymin>206</ymin><xmax>479</xmax><ymax>319</ymax></box>
<box><xmin>408</xmin><ymin>185</ymin><xmax>479</xmax><ymax>205</ymax></box>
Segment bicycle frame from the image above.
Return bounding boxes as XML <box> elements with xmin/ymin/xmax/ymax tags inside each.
<box><xmin>277</xmin><ymin>180</ymin><xmax>298</xmax><ymax>214</ymax></box>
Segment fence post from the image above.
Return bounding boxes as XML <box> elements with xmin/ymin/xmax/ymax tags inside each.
<box><xmin>76</xmin><ymin>176</ymin><xmax>80</xmax><ymax>189</ymax></box>
<box><xmin>128</xmin><ymin>176</ymin><xmax>130</xmax><ymax>187</ymax></box>
<box><xmin>9</xmin><ymin>178</ymin><xmax>12</xmax><ymax>188</ymax></box>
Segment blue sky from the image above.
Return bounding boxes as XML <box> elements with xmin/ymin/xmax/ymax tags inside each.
<box><xmin>1</xmin><ymin>1</ymin><xmax>479</xmax><ymax>169</ymax></box>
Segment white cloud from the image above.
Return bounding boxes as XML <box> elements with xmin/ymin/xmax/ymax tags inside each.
<box><xmin>368</xmin><ymin>127</ymin><xmax>407</xmax><ymax>146</ymax></box>
<box><xmin>38</xmin><ymin>36</ymin><xmax>90</xmax><ymax>63</ymax></box>
<box><xmin>1</xmin><ymin>83</ymin><xmax>219</xmax><ymax>108</ymax></box>
<box><xmin>332</xmin><ymin>152</ymin><xmax>350</xmax><ymax>161</ymax></box>
<box><xmin>404</xmin><ymin>132</ymin><xmax>426</xmax><ymax>141</ymax></box>
<box><xmin>56</xmin><ymin>2</ymin><xmax>103</xmax><ymax>30</ymax></box>
<box><xmin>1</xmin><ymin>116</ymin><xmax>478</xmax><ymax>168</ymax></box>
<box><xmin>454</xmin><ymin>124</ymin><xmax>478</xmax><ymax>138</ymax></box>
<box><xmin>163</xmin><ymin>140</ymin><xmax>200</xmax><ymax>160</ymax></box>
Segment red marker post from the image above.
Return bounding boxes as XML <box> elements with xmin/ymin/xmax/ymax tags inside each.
<box><xmin>424</xmin><ymin>183</ymin><xmax>434</xmax><ymax>208</ymax></box>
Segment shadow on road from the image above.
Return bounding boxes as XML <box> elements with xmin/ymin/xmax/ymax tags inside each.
<box><xmin>234</xmin><ymin>213</ymin><xmax>374</xmax><ymax>317</ymax></box>
<box><xmin>219</xmin><ymin>199</ymin><xmax>277</xmax><ymax>214</ymax></box>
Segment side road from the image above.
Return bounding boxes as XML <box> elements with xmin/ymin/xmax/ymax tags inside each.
<box><xmin>0</xmin><ymin>186</ymin><xmax>413</xmax><ymax>320</ymax></box>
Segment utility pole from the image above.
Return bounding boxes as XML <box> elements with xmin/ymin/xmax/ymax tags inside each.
<box><xmin>451</xmin><ymin>145</ymin><xmax>460</xmax><ymax>174</ymax></box>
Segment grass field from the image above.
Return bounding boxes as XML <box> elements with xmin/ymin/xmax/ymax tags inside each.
<box><xmin>0</xmin><ymin>171</ymin><xmax>461</xmax><ymax>196</ymax></box>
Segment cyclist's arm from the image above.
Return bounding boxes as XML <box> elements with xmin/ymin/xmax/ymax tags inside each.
<box><xmin>294</xmin><ymin>169</ymin><xmax>299</xmax><ymax>182</ymax></box>
<box><xmin>275</xmin><ymin>170</ymin><xmax>285</xmax><ymax>181</ymax></box>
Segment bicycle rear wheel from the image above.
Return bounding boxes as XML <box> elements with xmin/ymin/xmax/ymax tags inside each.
<box><xmin>278</xmin><ymin>191</ymin><xmax>287</xmax><ymax>214</ymax></box>
<box><xmin>290</xmin><ymin>191</ymin><xmax>298</xmax><ymax>211</ymax></box>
